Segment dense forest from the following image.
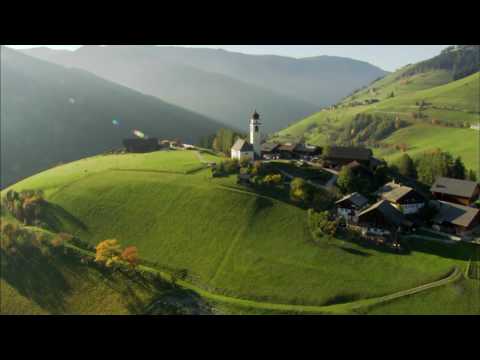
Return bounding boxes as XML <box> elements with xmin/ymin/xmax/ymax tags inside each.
<box><xmin>401</xmin><ymin>45</ymin><xmax>479</xmax><ymax>81</ymax></box>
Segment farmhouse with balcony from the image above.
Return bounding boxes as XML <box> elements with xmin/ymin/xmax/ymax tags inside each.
<box><xmin>430</xmin><ymin>177</ymin><xmax>480</xmax><ymax>206</ymax></box>
<box><xmin>432</xmin><ymin>200</ymin><xmax>480</xmax><ymax>236</ymax></box>
<box><xmin>375</xmin><ymin>181</ymin><xmax>427</xmax><ymax>215</ymax></box>
<box><xmin>335</xmin><ymin>192</ymin><xmax>369</xmax><ymax>223</ymax></box>
<box><xmin>322</xmin><ymin>146</ymin><xmax>373</xmax><ymax>169</ymax></box>
<box><xmin>357</xmin><ymin>200</ymin><xmax>412</xmax><ymax>235</ymax></box>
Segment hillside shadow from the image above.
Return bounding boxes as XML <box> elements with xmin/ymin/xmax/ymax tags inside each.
<box><xmin>405</xmin><ymin>238</ymin><xmax>474</xmax><ymax>262</ymax></box>
<box><xmin>253</xmin><ymin>196</ymin><xmax>274</xmax><ymax>216</ymax></box>
<box><xmin>41</xmin><ymin>202</ymin><xmax>89</xmax><ymax>233</ymax></box>
<box><xmin>1</xmin><ymin>248</ymin><xmax>71</xmax><ymax>313</ymax></box>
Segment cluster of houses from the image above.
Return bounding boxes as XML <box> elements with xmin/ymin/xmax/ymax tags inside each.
<box><xmin>231</xmin><ymin>111</ymin><xmax>480</xmax><ymax>243</ymax></box>
<box><xmin>122</xmin><ymin>111</ymin><xmax>480</xmax><ymax>244</ymax></box>
<box><xmin>335</xmin><ymin>177</ymin><xmax>480</xmax><ymax>240</ymax></box>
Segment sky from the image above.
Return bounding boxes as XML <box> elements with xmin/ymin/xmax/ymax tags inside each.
<box><xmin>6</xmin><ymin>45</ymin><xmax>449</xmax><ymax>71</ymax></box>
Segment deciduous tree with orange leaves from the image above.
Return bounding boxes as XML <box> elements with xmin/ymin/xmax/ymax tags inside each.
<box><xmin>121</xmin><ymin>246</ymin><xmax>139</xmax><ymax>268</ymax></box>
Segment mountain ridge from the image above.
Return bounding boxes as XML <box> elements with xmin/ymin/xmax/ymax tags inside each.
<box><xmin>21</xmin><ymin>45</ymin><xmax>388</xmax><ymax>131</ymax></box>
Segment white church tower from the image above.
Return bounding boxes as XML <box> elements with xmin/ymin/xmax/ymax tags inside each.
<box><xmin>249</xmin><ymin>109</ymin><xmax>262</xmax><ymax>159</ymax></box>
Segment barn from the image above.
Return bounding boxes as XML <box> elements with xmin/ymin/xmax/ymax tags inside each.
<box><xmin>123</xmin><ymin>138</ymin><xmax>159</xmax><ymax>153</ymax></box>
<box><xmin>431</xmin><ymin>177</ymin><xmax>480</xmax><ymax>206</ymax></box>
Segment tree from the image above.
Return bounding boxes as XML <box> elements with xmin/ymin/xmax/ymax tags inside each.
<box><xmin>337</xmin><ymin>166</ymin><xmax>356</xmax><ymax>194</ymax></box>
<box><xmin>95</xmin><ymin>239</ymin><xmax>122</xmax><ymax>267</ymax></box>
<box><xmin>373</xmin><ymin>164</ymin><xmax>390</xmax><ymax>189</ymax></box>
<box><xmin>121</xmin><ymin>246</ymin><xmax>139</xmax><ymax>268</ymax></box>
<box><xmin>311</xmin><ymin>189</ymin><xmax>335</xmax><ymax>212</ymax></box>
<box><xmin>290</xmin><ymin>177</ymin><xmax>310</xmax><ymax>203</ymax></box>
<box><xmin>308</xmin><ymin>209</ymin><xmax>339</xmax><ymax>239</ymax></box>
<box><xmin>468</xmin><ymin>169</ymin><xmax>477</xmax><ymax>181</ymax></box>
<box><xmin>450</xmin><ymin>156</ymin><xmax>466</xmax><ymax>179</ymax></box>
<box><xmin>397</xmin><ymin>154</ymin><xmax>416</xmax><ymax>178</ymax></box>
<box><xmin>239</xmin><ymin>156</ymin><xmax>251</xmax><ymax>168</ymax></box>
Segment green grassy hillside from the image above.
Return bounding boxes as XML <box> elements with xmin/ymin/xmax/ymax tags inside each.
<box><xmin>2</xmin><ymin>150</ymin><xmax>477</xmax><ymax>314</ymax></box>
<box><xmin>276</xmin><ymin>71</ymin><xmax>479</xmax><ymax>172</ymax></box>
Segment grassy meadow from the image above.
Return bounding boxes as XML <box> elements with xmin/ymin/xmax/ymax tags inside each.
<box><xmin>2</xmin><ymin>150</ymin><xmax>478</xmax><ymax>314</ymax></box>
<box><xmin>276</xmin><ymin>72</ymin><xmax>479</xmax><ymax>172</ymax></box>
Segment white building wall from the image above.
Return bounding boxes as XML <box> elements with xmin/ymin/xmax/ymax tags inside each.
<box><xmin>401</xmin><ymin>203</ymin><xmax>424</xmax><ymax>214</ymax></box>
<box><xmin>231</xmin><ymin>149</ymin><xmax>254</xmax><ymax>161</ymax></box>
<box><xmin>250</xmin><ymin>122</ymin><xmax>261</xmax><ymax>158</ymax></box>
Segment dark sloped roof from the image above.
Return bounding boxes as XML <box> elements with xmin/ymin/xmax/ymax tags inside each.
<box><xmin>261</xmin><ymin>142</ymin><xmax>280</xmax><ymax>152</ymax></box>
<box><xmin>431</xmin><ymin>177</ymin><xmax>479</xmax><ymax>199</ymax></box>
<box><xmin>434</xmin><ymin>201</ymin><xmax>480</xmax><ymax>228</ymax></box>
<box><xmin>336</xmin><ymin>192</ymin><xmax>369</xmax><ymax>208</ymax></box>
<box><xmin>278</xmin><ymin>143</ymin><xmax>298</xmax><ymax>152</ymax></box>
<box><xmin>295</xmin><ymin>143</ymin><xmax>319</xmax><ymax>153</ymax></box>
<box><xmin>325</xmin><ymin>146</ymin><xmax>372</xmax><ymax>161</ymax></box>
<box><xmin>232</xmin><ymin>139</ymin><xmax>253</xmax><ymax>152</ymax></box>
<box><xmin>358</xmin><ymin>200</ymin><xmax>405</xmax><ymax>227</ymax></box>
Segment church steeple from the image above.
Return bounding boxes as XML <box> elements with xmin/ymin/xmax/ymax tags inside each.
<box><xmin>250</xmin><ymin>109</ymin><xmax>261</xmax><ymax>158</ymax></box>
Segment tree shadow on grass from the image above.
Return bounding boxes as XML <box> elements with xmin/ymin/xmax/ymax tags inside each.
<box><xmin>322</xmin><ymin>293</ymin><xmax>361</xmax><ymax>306</ymax></box>
<box><xmin>145</xmin><ymin>288</ymin><xmax>215</xmax><ymax>315</ymax></box>
<box><xmin>41</xmin><ymin>202</ymin><xmax>89</xmax><ymax>233</ymax></box>
<box><xmin>1</xmin><ymin>248</ymin><xmax>71</xmax><ymax>314</ymax></box>
<box><xmin>338</xmin><ymin>246</ymin><xmax>371</xmax><ymax>257</ymax></box>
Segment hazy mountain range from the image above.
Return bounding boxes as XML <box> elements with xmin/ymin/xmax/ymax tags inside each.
<box><xmin>0</xmin><ymin>47</ymin><xmax>223</xmax><ymax>187</ymax></box>
<box><xmin>22</xmin><ymin>45</ymin><xmax>388</xmax><ymax>133</ymax></box>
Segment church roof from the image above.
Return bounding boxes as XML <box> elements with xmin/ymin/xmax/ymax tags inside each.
<box><xmin>232</xmin><ymin>138</ymin><xmax>253</xmax><ymax>152</ymax></box>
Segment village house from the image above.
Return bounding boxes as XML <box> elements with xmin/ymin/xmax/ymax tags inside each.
<box><xmin>293</xmin><ymin>143</ymin><xmax>321</xmax><ymax>160</ymax></box>
<box><xmin>335</xmin><ymin>192</ymin><xmax>369</xmax><ymax>223</ymax></box>
<box><xmin>261</xmin><ymin>142</ymin><xmax>281</xmax><ymax>160</ymax></box>
<box><xmin>322</xmin><ymin>146</ymin><xmax>373</xmax><ymax>169</ymax></box>
<box><xmin>357</xmin><ymin>200</ymin><xmax>412</xmax><ymax>235</ymax></box>
<box><xmin>432</xmin><ymin>200</ymin><xmax>480</xmax><ymax>236</ymax></box>
<box><xmin>375</xmin><ymin>181</ymin><xmax>427</xmax><ymax>215</ymax></box>
<box><xmin>430</xmin><ymin>177</ymin><xmax>480</xmax><ymax>206</ymax></box>
<box><xmin>276</xmin><ymin>143</ymin><xmax>299</xmax><ymax>159</ymax></box>
<box><xmin>231</xmin><ymin>139</ymin><xmax>254</xmax><ymax>161</ymax></box>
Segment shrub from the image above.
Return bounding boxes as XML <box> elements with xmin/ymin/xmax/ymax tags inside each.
<box><xmin>308</xmin><ymin>209</ymin><xmax>339</xmax><ymax>240</ymax></box>
<box><xmin>95</xmin><ymin>239</ymin><xmax>122</xmax><ymax>267</ymax></box>
<box><xmin>290</xmin><ymin>178</ymin><xmax>311</xmax><ymax>203</ymax></box>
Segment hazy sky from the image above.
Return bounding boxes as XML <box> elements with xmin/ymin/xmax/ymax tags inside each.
<box><xmin>7</xmin><ymin>45</ymin><xmax>449</xmax><ymax>71</ymax></box>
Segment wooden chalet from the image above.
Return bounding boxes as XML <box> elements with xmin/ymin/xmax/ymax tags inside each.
<box><xmin>277</xmin><ymin>143</ymin><xmax>299</xmax><ymax>159</ymax></box>
<box><xmin>335</xmin><ymin>192</ymin><xmax>369</xmax><ymax>222</ymax></box>
<box><xmin>261</xmin><ymin>142</ymin><xmax>281</xmax><ymax>159</ymax></box>
<box><xmin>294</xmin><ymin>143</ymin><xmax>321</xmax><ymax>159</ymax></box>
<box><xmin>123</xmin><ymin>138</ymin><xmax>159</xmax><ymax>153</ymax></box>
<box><xmin>323</xmin><ymin>146</ymin><xmax>373</xmax><ymax>168</ymax></box>
<box><xmin>357</xmin><ymin>200</ymin><xmax>412</xmax><ymax>234</ymax></box>
<box><xmin>430</xmin><ymin>177</ymin><xmax>480</xmax><ymax>206</ymax></box>
<box><xmin>432</xmin><ymin>200</ymin><xmax>480</xmax><ymax>235</ymax></box>
<box><xmin>375</xmin><ymin>181</ymin><xmax>427</xmax><ymax>215</ymax></box>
